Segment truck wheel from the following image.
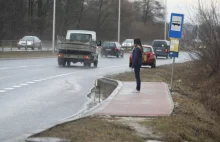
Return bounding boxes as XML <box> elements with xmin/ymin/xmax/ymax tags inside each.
<box><xmin>62</xmin><ymin>61</ymin><xmax>66</xmax><ymax>67</ymax></box>
<box><xmin>84</xmin><ymin>63</ymin><xmax>91</xmax><ymax>68</ymax></box>
<box><xmin>58</xmin><ymin>62</ymin><xmax>62</xmax><ymax>66</ymax></box>
<box><xmin>67</xmin><ymin>61</ymin><xmax>71</xmax><ymax>67</ymax></box>
<box><xmin>94</xmin><ymin>60</ymin><xmax>98</xmax><ymax>67</ymax></box>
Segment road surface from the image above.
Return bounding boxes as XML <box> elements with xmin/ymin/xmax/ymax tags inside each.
<box><xmin>0</xmin><ymin>52</ymin><xmax>190</xmax><ymax>142</ymax></box>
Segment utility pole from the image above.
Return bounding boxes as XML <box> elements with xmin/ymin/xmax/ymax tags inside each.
<box><xmin>52</xmin><ymin>0</ymin><xmax>56</xmax><ymax>54</ymax></box>
<box><xmin>164</xmin><ymin>0</ymin><xmax>167</xmax><ymax>40</ymax></box>
<box><xmin>118</xmin><ymin>0</ymin><xmax>121</xmax><ymax>43</ymax></box>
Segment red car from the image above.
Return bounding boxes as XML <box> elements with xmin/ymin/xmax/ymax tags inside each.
<box><xmin>129</xmin><ymin>45</ymin><xmax>156</xmax><ymax>68</ymax></box>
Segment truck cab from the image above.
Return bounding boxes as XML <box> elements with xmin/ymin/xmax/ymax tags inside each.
<box><xmin>57</xmin><ymin>30</ymin><xmax>99</xmax><ymax>67</ymax></box>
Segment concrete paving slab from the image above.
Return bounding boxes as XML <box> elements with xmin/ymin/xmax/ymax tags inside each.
<box><xmin>96</xmin><ymin>82</ymin><xmax>174</xmax><ymax>117</ymax></box>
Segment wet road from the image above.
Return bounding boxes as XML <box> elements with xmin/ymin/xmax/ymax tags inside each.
<box><xmin>0</xmin><ymin>52</ymin><xmax>190</xmax><ymax>142</ymax></box>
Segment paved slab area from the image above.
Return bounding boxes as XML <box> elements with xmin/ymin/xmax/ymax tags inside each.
<box><xmin>96</xmin><ymin>82</ymin><xmax>174</xmax><ymax>117</ymax></box>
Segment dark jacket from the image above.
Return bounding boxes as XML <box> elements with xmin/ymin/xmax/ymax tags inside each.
<box><xmin>132</xmin><ymin>46</ymin><xmax>142</xmax><ymax>68</ymax></box>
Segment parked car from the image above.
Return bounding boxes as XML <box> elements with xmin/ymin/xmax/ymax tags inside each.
<box><xmin>152</xmin><ymin>40</ymin><xmax>170</xmax><ymax>59</ymax></box>
<box><xmin>122</xmin><ymin>39</ymin><xmax>134</xmax><ymax>49</ymax></box>
<box><xmin>100</xmin><ymin>41</ymin><xmax>124</xmax><ymax>58</ymax></box>
<box><xmin>129</xmin><ymin>45</ymin><xmax>156</xmax><ymax>68</ymax></box>
<box><xmin>17</xmin><ymin>36</ymin><xmax>42</xmax><ymax>50</ymax></box>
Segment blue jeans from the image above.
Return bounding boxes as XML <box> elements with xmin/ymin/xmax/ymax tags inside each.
<box><xmin>134</xmin><ymin>67</ymin><xmax>141</xmax><ymax>91</ymax></box>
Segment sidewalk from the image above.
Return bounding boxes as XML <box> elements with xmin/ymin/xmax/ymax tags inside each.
<box><xmin>96</xmin><ymin>82</ymin><xmax>174</xmax><ymax>117</ymax></box>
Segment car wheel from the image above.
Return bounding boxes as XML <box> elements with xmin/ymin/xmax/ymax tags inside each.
<box><xmin>121</xmin><ymin>52</ymin><xmax>124</xmax><ymax>58</ymax></box>
<box><xmin>94</xmin><ymin>60</ymin><xmax>98</xmax><ymax>67</ymax></box>
<box><xmin>116</xmin><ymin>53</ymin><xmax>119</xmax><ymax>58</ymax></box>
<box><xmin>151</xmin><ymin>61</ymin><xmax>156</xmax><ymax>68</ymax></box>
<box><xmin>129</xmin><ymin>62</ymin><xmax>132</xmax><ymax>68</ymax></box>
<box><xmin>38</xmin><ymin>43</ymin><xmax>42</xmax><ymax>50</ymax></box>
<box><xmin>18</xmin><ymin>47</ymin><xmax>21</xmax><ymax>50</ymax></box>
<box><xmin>32</xmin><ymin>47</ymin><xmax>34</xmax><ymax>50</ymax></box>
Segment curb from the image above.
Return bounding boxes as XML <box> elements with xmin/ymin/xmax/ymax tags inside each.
<box><xmin>24</xmin><ymin>77</ymin><xmax>123</xmax><ymax>141</ymax></box>
<box><xmin>164</xmin><ymin>82</ymin><xmax>174</xmax><ymax>115</ymax></box>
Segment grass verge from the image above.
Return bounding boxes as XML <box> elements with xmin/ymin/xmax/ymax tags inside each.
<box><xmin>35</xmin><ymin>117</ymin><xmax>145</xmax><ymax>142</ymax></box>
<box><xmin>0</xmin><ymin>51</ymin><xmax>56</xmax><ymax>59</ymax></box>
<box><xmin>33</xmin><ymin>61</ymin><xmax>220</xmax><ymax>142</ymax></box>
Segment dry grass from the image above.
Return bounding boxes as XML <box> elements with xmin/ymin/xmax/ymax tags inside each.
<box><xmin>35</xmin><ymin>117</ymin><xmax>144</xmax><ymax>142</ymax></box>
<box><xmin>112</xmin><ymin>61</ymin><xmax>220</xmax><ymax>142</ymax></box>
<box><xmin>0</xmin><ymin>51</ymin><xmax>56</xmax><ymax>58</ymax></box>
<box><xmin>33</xmin><ymin>61</ymin><xmax>220</xmax><ymax>142</ymax></box>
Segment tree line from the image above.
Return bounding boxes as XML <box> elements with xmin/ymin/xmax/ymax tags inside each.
<box><xmin>0</xmin><ymin>0</ymin><xmax>165</xmax><ymax>42</ymax></box>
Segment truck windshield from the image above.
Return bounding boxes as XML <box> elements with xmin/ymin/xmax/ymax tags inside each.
<box><xmin>70</xmin><ymin>33</ymin><xmax>92</xmax><ymax>42</ymax></box>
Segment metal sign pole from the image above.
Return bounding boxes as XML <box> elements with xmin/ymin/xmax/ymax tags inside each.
<box><xmin>170</xmin><ymin>57</ymin><xmax>175</xmax><ymax>91</ymax></box>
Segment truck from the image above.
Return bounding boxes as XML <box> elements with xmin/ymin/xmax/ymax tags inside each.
<box><xmin>57</xmin><ymin>30</ymin><xmax>100</xmax><ymax>67</ymax></box>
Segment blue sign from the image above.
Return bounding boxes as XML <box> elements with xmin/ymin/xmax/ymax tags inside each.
<box><xmin>169</xmin><ymin>52</ymin><xmax>179</xmax><ymax>58</ymax></box>
<box><xmin>169</xmin><ymin>13</ymin><xmax>184</xmax><ymax>39</ymax></box>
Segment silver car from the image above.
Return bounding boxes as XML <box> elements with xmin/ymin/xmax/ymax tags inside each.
<box><xmin>17</xmin><ymin>36</ymin><xmax>42</xmax><ymax>50</ymax></box>
<box><xmin>122</xmin><ymin>39</ymin><xmax>134</xmax><ymax>49</ymax></box>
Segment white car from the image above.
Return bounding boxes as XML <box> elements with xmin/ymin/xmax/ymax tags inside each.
<box><xmin>122</xmin><ymin>39</ymin><xmax>134</xmax><ymax>49</ymax></box>
<box><xmin>17</xmin><ymin>36</ymin><xmax>42</xmax><ymax>50</ymax></box>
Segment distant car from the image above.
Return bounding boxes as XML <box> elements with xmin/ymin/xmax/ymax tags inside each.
<box><xmin>152</xmin><ymin>40</ymin><xmax>171</xmax><ymax>59</ymax></box>
<box><xmin>17</xmin><ymin>36</ymin><xmax>42</xmax><ymax>50</ymax></box>
<box><xmin>122</xmin><ymin>39</ymin><xmax>134</xmax><ymax>49</ymax></box>
<box><xmin>129</xmin><ymin>45</ymin><xmax>156</xmax><ymax>68</ymax></box>
<box><xmin>100</xmin><ymin>41</ymin><xmax>124</xmax><ymax>58</ymax></box>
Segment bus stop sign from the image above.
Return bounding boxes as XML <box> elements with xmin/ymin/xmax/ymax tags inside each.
<box><xmin>169</xmin><ymin>13</ymin><xmax>184</xmax><ymax>39</ymax></box>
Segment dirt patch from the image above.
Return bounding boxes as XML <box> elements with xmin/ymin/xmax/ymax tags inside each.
<box><xmin>0</xmin><ymin>51</ymin><xmax>56</xmax><ymax>58</ymax></box>
<box><xmin>34</xmin><ymin>117</ymin><xmax>145</xmax><ymax>142</ymax></box>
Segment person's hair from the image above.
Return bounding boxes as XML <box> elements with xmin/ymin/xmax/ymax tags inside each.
<box><xmin>134</xmin><ymin>38</ymin><xmax>143</xmax><ymax>51</ymax></box>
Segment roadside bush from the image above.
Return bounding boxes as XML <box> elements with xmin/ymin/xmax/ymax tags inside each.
<box><xmin>190</xmin><ymin>0</ymin><xmax>220</xmax><ymax>76</ymax></box>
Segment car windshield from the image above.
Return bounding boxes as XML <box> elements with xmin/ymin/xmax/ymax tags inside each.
<box><xmin>70</xmin><ymin>33</ymin><xmax>92</xmax><ymax>42</ymax></box>
<box><xmin>123</xmin><ymin>39</ymin><xmax>133</xmax><ymax>43</ymax></box>
<box><xmin>103</xmin><ymin>42</ymin><xmax>115</xmax><ymax>47</ymax></box>
<box><xmin>21</xmin><ymin>36</ymin><xmax>34</xmax><ymax>41</ymax></box>
<box><xmin>143</xmin><ymin>47</ymin><xmax>152</xmax><ymax>52</ymax></box>
<box><xmin>152</xmin><ymin>41</ymin><xmax>167</xmax><ymax>47</ymax></box>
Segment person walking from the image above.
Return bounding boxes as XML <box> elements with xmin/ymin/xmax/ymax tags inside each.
<box><xmin>131</xmin><ymin>38</ymin><xmax>143</xmax><ymax>93</ymax></box>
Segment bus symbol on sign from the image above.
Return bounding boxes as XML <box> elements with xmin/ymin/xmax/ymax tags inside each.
<box><xmin>172</xmin><ymin>21</ymin><xmax>180</xmax><ymax>26</ymax></box>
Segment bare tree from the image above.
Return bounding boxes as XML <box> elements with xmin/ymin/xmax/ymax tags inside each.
<box><xmin>133</xmin><ymin>0</ymin><xmax>164</xmax><ymax>24</ymax></box>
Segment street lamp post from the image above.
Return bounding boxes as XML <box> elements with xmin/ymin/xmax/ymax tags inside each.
<box><xmin>52</xmin><ymin>0</ymin><xmax>56</xmax><ymax>54</ymax></box>
<box><xmin>118</xmin><ymin>0</ymin><xmax>121</xmax><ymax>43</ymax></box>
<box><xmin>164</xmin><ymin>0</ymin><xmax>167</xmax><ymax>40</ymax></box>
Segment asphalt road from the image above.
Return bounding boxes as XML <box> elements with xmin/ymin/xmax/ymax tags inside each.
<box><xmin>0</xmin><ymin>52</ymin><xmax>191</xmax><ymax>142</ymax></box>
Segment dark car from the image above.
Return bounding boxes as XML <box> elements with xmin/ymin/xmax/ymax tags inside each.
<box><xmin>152</xmin><ymin>40</ymin><xmax>171</xmax><ymax>59</ymax></box>
<box><xmin>100</xmin><ymin>41</ymin><xmax>124</xmax><ymax>58</ymax></box>
<box><xmin>17</xmin><ymin>36</ymin><xmax>42</xmax><ymax>50</ymax></box>
<box><xmin>129</xmin><ymin>45</ymin><xmax>156</xmax><ymax>68</ymax></box>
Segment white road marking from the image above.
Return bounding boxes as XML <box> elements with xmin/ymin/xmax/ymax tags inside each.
<box><xmin>0</xmin><ymin>65</ymin><xmax>44</xmax><ymax>71</ymax></box>
<box><xmin>26</xmin><ymin>82</ymin><xmax>35</xmax><ymax>84</ymax></box>
<box><xmin>4</xmin><ymin>88</ymin><xmax>14</xmax><ymax>90</ymax></box>
<box><xmin>12</xmin><ymin>85</ymin><xmax>21</xmax><ymax>88</ymax></box>
<box><xmin>0</xmin><ymin>65</ymin><xmax>128</xmax><ymax>93</ymax></box>
<box><xmin>20</xmin><ymin>83</ymin><xmax>28</xmax><ymax>86</ymax></box>
<box><xmin>33</xmin><ymin>80</ymin><xmax>42</xmax><ymax>82</ymax></box>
